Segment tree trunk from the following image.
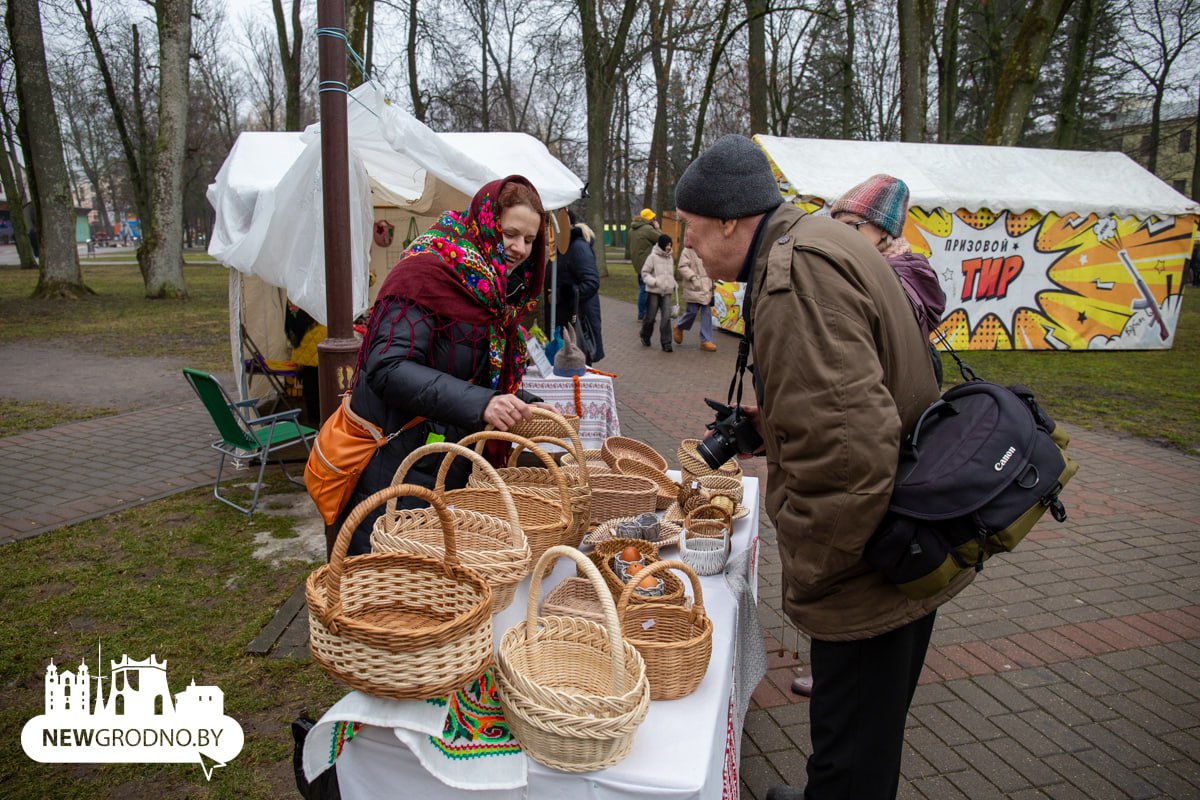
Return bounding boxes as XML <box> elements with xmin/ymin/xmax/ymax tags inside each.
<box><xmin>1191</xmin><ymin>88</ymin><xmax>1200</xmax><ymax>201</ymax></box>
<box><xmin>1147</xmin><ymin>89</ymin><xmax>1164</xmax><ymax>174</ymax></box>
<box><xmin>480</xmin><ymin>1</ymin><xmax>489</xmax><ymax>130</ymax></box>
<box><xmin>345</xmin><ymin>0</ymin><xmax>370</xmax><ymax>88</ymax></box>
<box><xmin>936</xmin><ymin>0</ymin><xmax>960</xmax><ymax>142</ymax></box>
<box><xmin>407</xmin><ymin>0</ymin><xmax>425</xmax><ymax>121</ymax></box>
<box><xmin>0</xmin><ymin>143</ymin><xmax>37</xmax><ymax>269</ymax></box>
<box><xmin>141</xmin><ymin>0</ymin><xmax>192</xmax><ymax>299</ymax></box>
<box><xmin>842</xmin><ymin>0</ymin><xmax>857</xmax><ymax>139</ymax></box>
<box><xmin>7</xmin><ymin>0</ymin><xmax>89</xmax><ymax>298</ymax></box>
<box><xmin>692</xmin><ymin>0</ymin><xmax>735</xmax><ymax>158</ymax></box>
<box><xmin>746</xmin><ymin>0</ymin><xmax>768</xmax><ymax>133</ymax></box>
<box><xmin>898</xmin><ymin>0</ymin><xmax>932</xmax><ymax>141</ymax></box>
<box><xmin>1053</xmin><ymin>0</ymin><xmax>1094</xmax><ymax>148</ymax></box>
<box><xmin>272</xmin><ymin>0</ymin><xmax>304</xmax><ymax>131</ymax></box>
<box><xmin>983</xmin><ymin>0</ymin><xmax>1073</xmax><ymax>146</ymax></box>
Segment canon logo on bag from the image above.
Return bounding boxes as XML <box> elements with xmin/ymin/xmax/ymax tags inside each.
<box><xmin>994</xmin><ymin>446</ymin><xmax>1017</xmax><ymax>471</ymax></box>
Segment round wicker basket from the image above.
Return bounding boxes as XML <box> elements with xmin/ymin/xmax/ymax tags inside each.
<box><xmin>496</xmin><ymin>546</ymin><xmax>650</xmax><ymax>772</ymax></box>
<box><xmin>613</xmin><ymin>457</ymin><xmax>679</xmax><ymax>510</ymax></box>
<box><xmin>589</xmin><ymin>538</ymin><xmax>687</xmax><ymax>606</ymax></box>
<box><xmin>372</xmin><ymin>442</ymin><xmax>530</xmax><ymax>613</ymax></box>
<box><xmin>602</xmin><ymin>436</ymin><xmax>669</xmax><ymax>473</ymax></box>
<box><xmin>307</xmin><ymin>483</ymin><xmax>493</xmax><ymax>700</ymax></box>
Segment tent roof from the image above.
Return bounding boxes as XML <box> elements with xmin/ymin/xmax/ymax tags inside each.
<box><xmin>755</xmin><ymin>135</ymin><xmax>1200</xmax><ymax>219</ymax></box>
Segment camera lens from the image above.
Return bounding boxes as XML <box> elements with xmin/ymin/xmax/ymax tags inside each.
<box><xmin>696</xmin><ymin>430</ymin><xmax>736</xmax><ymax>470</ymax></box>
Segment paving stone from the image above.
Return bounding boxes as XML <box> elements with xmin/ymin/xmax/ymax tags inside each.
<box><xmin>744</xmin><ymin>708</ymin><xmax>793</xmax><ymax>753</ymax></box>
<box><xmin>739</xmin><ymin>754</ymin><xmax>783</xmax><ymax>800</ymax></box>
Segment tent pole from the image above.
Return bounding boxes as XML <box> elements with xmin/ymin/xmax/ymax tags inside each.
<box><xmin>315</xmin><ymin>0</ymin><xmax>360</xmax><ymax>558</ymax></box>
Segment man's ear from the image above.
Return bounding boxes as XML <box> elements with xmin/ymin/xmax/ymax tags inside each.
<box><xmin>721</xmin><ymin>218</ymin><xmax>739</xmax><ymax>239</ymax></box>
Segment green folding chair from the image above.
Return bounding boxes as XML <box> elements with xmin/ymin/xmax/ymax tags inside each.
<box><xmin>183</xmin><ymin>368</ymin><xmax>317</xmax><ymax>516</ymax></box>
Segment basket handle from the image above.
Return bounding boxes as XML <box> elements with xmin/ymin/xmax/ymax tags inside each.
<box><xmin>685</xmin><ymin>502</ymin><xmax>733</xmax><ymax>531</ymax></box>
<box><xmin>384</xmin><ymin>441</ymin><xmax>525</xmax><ymax>552</ymax></box>
<box><xmin>325</xmin><ymin>483</ymin><xmax>459</xmax><ymax>619</ymax></box>
<box><xmin>616</xmin><ymin>558</ymin><xmax>707</xmax><ymax>623</ymax></box>
<box><xmin>526</xmin><ymin>545</ymin><xmax>627</xmax><ymax>695</ymax></box>
<box><xmin>683</xmin><ymin>520</ymin><xmax>730</xmax><ymax>553</ymax></box>
<box><xmin>507</xmin><ymin>407</ymin><xmax>590</xmax><ymax>482</ymax></box>
<box><xmin>458</xmin><ymin>430</ymin><xmax>573</xmax><ymax>531</ymax></box>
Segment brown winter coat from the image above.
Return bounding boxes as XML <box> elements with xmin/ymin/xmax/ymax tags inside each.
<box><xmin>748</xmin><ymin>205</ymin><xmax>973</xmax><ymax>641</ymax></box>
<box><xmin>677</xmin><ymin>247</ymin><xmax>714</xmax><ymax>305</ymax></box>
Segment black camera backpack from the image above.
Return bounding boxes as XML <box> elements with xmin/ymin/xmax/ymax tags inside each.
<box><xmin>864</xmin><ymin>363</ymin><xmax>1079</xmax><ymax>599</ymax></box>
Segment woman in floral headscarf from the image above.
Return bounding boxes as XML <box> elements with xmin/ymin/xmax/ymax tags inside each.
<box><xmin>339</xmin><ymin>175</ymin><xmax>549</xmax><ymax>555</ymax></box>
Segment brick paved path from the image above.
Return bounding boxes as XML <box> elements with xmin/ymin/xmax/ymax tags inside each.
<box><xmin>1</xmin><ymin>292</ymin><xmax>1197</xmax><ymax>798</ymax></box>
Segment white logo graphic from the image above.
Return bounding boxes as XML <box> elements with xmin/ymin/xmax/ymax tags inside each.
<box><xmin>21</xmin><ymin>647</ymin><xmax>244</xmax><ymax>780</ymax></box>
<box><xmin>994</xmin><ymin>446</ymin><xmax>1017</xmax><ymax>471</ymax></box>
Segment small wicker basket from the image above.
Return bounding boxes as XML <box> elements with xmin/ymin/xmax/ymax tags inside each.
<box><xmin>372</xmin><ymin>442</ymin><xmax>530</xmax><ymax>613</ymax></box>
<box><xmin>617</xmin><ymin>559</ymin><xmax>713</xmax><ymax>700</ymax></box>
<box><xmin>589</xmin><ymin>538</ymin><xmax>687</xmax><ymax>606</ymax></box>
<box><xmin>540</xmin><ymin>576</ymin><xmax>606</xmax><ymax>626</ymax></box>
<box><xmin>602</xmin><ymin>436</ymin><xmax>669</xmax><ymax>473</ymax></box>
<box><xmin>509</xmin><ymin>410</ymin><xmax>581</xmax><ymax>439</ymax></box>
<box><xmin>307</xmin><ymin>483</ymin><xmax>493</xmax><ymax>700</ymax></box>
<box><xmin>678</xmin><ymin>523</ymin><xmax>730</xmax><ymax>576</ymax></box>
<box><xmin>613</xmin><ymin>457</ymin><xmax>679</xmax><ymax>511</ymax></box>
<box><xmin>560</xmin><ymin>448</ymin><xmax>611</xmax><ymax>475</ymax></box>
<box><xmin>584</xmin><ymin>472</ymin><xmax>658</xmax><ymax>526</ymax></box>
<box><xmin>582</xmin><ymin>514</ymin><xmax>684</xmax><ymax>549</ymax></box>
<box><xmin>496</xmin><ymin>546</ymin><xmax>650</xmax><ymax>772</ymax></box>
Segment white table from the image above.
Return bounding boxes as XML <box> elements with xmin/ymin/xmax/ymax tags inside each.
<box><xmin>521</xmin><ymin>373</ymin><xmax>621</xmax><ymax>449</ymax></box>
<box><xmin>322</xmin><ymin>476</ymin><xmax>762</xmax><ymax>800</ymax></box>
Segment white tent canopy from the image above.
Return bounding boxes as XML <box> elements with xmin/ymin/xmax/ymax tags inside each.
<box><xmin>755</xmin><ymin>135</ymin><xmax>1200</xmax><ymax>219</ymax></box>
<box><xmin>207</xmin><ymin>81</ymin><xmax>584</xmax><ymax>325</ymax></box>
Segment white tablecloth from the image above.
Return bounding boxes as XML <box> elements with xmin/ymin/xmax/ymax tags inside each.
<box><xmin>321</xmin><ymin>476</ymin><xmax>762</xmax><ymax>800</ymax></box>
<box><xmin>521</xmin><ymin>373</ymin><xmax>620</xmax><ymax>449</ymax></box>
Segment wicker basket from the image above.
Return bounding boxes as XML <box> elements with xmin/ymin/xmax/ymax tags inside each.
<box><xmin>561</xmin><ymin>448</ymin><xmax>611</xmax><ymax>475</ymax></box>
<box><xmin>307</xmin><ymin>483</ymin><xmax>493</xmax><ymax>700</ymax></box>
<box><xmin>602</xmin><ymin>436</ymin><xmax>669</xmax><ymax>473</ymax></box>
<box><xmin>684</xmin><ymin>502</ymin><xmax>734</xmax><ymax>535</ymax></box>
<box><xmin>496</xmin><ymin>546</ymin><xmax>650</xmax><ymax>772</ymax></box>
<box><xmin>583</xmin><ymin>515</ymin><xmax>683</xmax><ymax>549</ymax></box>
<box><xmin>617</xmin><ymin>559</ymin><xmax>713</xmax><ymax>700</ymax></box>
<box><xmin>678</xmin><ymin>523</ymin><xmax>730</xmax><ymax>576</ymax></box>
<box><xmin>665</xmin><ymin>498</ymin><xmax>749</xmax><ymax>524</ymax></box>
<box><xmin>677</xmin><ymin>438</ymin><xmax>745</xmax><ymax>484</ymax></box>
<box><xmin>509</xmin><ymin>411</ymin><xmax>581</xmax><ymax>439</ymax></box>
<box><xmin>540</xmin><ymin>576</ymin><xmax>606</xmax><ymax>625</ymax></box>
<box><xmin>452</xmin><ymin>430</ymin><xmax>572</xmax><ymax>572</ymax></box>
<box><xmin>613</xmin><ymin>457</ymin><xmax>679</xmax><ymax>511</ymax></box>
<box><xmin>584</xmin><ymin>472</ymin><xmax>658</xmax><ymax>526</ymax></box>
<box><xmin>372</xmin><ymin>442</ymin><xmax>530</xmax><ymax>613</ymax></box>
<box><xmin>678</xmin><ymin>473</ymin><xmax>744</xmax><ymax>508</ymax></box>
<box><xmin>589</xmin><ymin>538</ymin><xmax>687</xmax><ymax>607</ymax></box>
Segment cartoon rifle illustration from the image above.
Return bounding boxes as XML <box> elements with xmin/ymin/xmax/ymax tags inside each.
<box><xmin>1117</xmin><ymin>249</ymin><xmax>1169</xmax><ymax>341</ymax></box>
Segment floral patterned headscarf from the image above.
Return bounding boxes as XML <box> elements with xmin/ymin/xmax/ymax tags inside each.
<box><xmin>358</xmin><ymin>176</ymin><xmax>547</xmax><ymax>394</ymax></box>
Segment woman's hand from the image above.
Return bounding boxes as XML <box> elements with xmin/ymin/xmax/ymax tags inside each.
<box><xmin>484</xmin><ymin>393</ymin><xmax>534</xmax><ymax>431</ymax></box>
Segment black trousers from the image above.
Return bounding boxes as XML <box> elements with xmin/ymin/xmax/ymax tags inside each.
<box><xmin>804</xmin><ymin>611</ymin><xmax>936</xmax><ymax>800</ymax></box>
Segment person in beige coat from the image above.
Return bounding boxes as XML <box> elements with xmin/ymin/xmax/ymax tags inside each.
<box><xmin>672</xmin><ymin>246</ymin><xmax>717</xmax><ymax>351</ymax></box>
<box><xmin>639</xmin><ymin>234</ymin><xmax>678</xmax><ymax>351</ymax></box>
<box><xmin>675</xmin><ymin>135</ymin><xmax>973</xmax><ymax>800</ymax></box>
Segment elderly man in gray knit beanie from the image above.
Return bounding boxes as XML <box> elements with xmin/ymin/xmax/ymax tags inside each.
<box><xmin>676</xmin><ymin>135</ymin><xmax>955</xmax><ymax>800</ymax></box>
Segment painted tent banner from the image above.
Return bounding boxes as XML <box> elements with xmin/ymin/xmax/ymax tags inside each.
<box><xmin>911</xmin><ymin>210</ymin><xmax>1194</xmax><ymax>350</ymax></box>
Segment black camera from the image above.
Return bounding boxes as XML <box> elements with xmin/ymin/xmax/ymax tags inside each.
<box><xmin>696</xmin><ymin>398</ymin><xmax>763</xmax><ymax>469</ymax></box>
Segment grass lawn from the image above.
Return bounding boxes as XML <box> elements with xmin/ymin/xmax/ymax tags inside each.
<box><xmin>0</xmin><ymin>398</ymin><xmax>117</xmax><ymax>438</ymax></box>
<box><xmin>0</xmin><ymin>477</ymin><xmax>344</xmax><ymax>799</ymax></box>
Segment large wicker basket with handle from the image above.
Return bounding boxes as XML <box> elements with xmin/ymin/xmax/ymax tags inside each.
<box><xmin>307</xmin><ymin>483</ymin><xmax>493</xmax><ymax>700</ymax></box>
<box><xmin>371</xmin><ymin>442</ymin><xmax>530</xmax><ymax>613</ymax></box>
<box><xmin>496</xmin><ymin>546</ymin><xmax>650</xmax><ymax>772</ymax></box>
<box><xmin>452</xmin><ymin>430</ymin><xmax>572</xmax><ymax>571</ymax></box>
<box><xmin>617</xmin><ymin>559</ymin><xmax>713</xmax><ymax>700</ymax></box>
<box><xmin>469</xmin><ymin>408</ymin><xmax>592</xmax><ymax>548</ymax></box>
<box><xmin>589</xmin><ymin>537</ymin><xmax>687</xmax><ymax>607</ymax></box>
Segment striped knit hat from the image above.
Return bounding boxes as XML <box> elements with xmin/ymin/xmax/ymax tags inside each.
<box><xmin>829</xmin><ymin>174</ymin><xmax>910</xmax><ymax>238</ymax></box>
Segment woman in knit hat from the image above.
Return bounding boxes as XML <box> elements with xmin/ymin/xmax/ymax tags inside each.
<box><xmin>830</xmin><ymin>174</ymin><xmax>946</xmax><ymax>384</ymax></box>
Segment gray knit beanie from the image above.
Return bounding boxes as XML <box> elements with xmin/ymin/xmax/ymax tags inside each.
<box><xmin>675</xmin><ymin>134</ymin><xmax>783</xmax><ymax>219</ymax></box>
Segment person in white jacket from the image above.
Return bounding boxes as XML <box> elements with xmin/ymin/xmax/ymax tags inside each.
<box><xmin>639</xmin><ymin>234</ymin><xmax>678</xmax><ymax>351</ymax></box>
<box><xmin>672</xmin><ymin>246</ymin><xmax>717</xmax><ymax>351</ymax></box>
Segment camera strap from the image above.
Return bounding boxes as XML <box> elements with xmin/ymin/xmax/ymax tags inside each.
<box><xmin>726</xmin><ymin>265</ymin><xmax>755</xmax><ymax>410</ymax></box>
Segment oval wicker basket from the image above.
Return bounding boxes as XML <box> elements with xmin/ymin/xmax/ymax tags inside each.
<box><xmin>677</xmin><ymin>438</ymin><xmax>745</xmax><ymax>484</ymax></box>
<box><xmin>617</xmin><ymin>559</ymin><xmax>713</xmax><ymax>700</ymax></box>
<box><xmin>602</xmin><ymin>436</ymin><xmax>669</xmax><ymax>473</ymax></box>
<box><xmin>452</xmin><ymin>430</ymin><xmax>572</xmax><ymax>572</ymax></box>
<box><xmin>496</xmin><ymin>546</ymin><xmax>650</xmax><ymax>772</ymax></box>
<box><xmin>582</xmin><ymin>514</ymin><xmax>683</xmax><ymax>549</ymax></box>
<box><xmin>678</xmin><ymin>473</ymin><xmax>744</xmax><ymax>507</ymax></box>
<box><xmin>372</xmin><ymin>442</ymin><xmax>530</xmax><ymax>613</ymax></box>
<box><xmin>307</xmin><ymin>483</ymin><xmax>493</xmax><ymax>700</ymax></box>
<box><xmin>509</xmin><ymin>410</ymin><xmax>581</xmax><ymax>439</ymax></box>
<box><xmin>589</xmin><ymin>538</ymin><xmax>687</xmax><ymax>606</ymax></box>
<box><xmin>584</xmin><ymin>472</ymin><xmax>658</xmax><ymax>526</ymax></box>
<box><xmin>561</xmin><ymin>448</ymin><xmax>611</xmax><ymax>475</ymax></box>
<box><xmin>613</xmin><ymin>457</ymin><xmax>679</xmax><ymax>511</ymax></box>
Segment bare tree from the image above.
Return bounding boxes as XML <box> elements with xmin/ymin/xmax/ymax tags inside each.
<box><xmin>1113</xmin><ymin>0</ymin><xmax>1200</xmax><ymax>172</ymax></box>
<box><xmin>982</xmin><ymin>0</ymin><xmax>1074</xmax><ymax>145</ymax></box>
<box><xmin>934</xmin><ymin>0</ymin><xmax>959</xmax><ymax>141</ymax></box>
<box><xmin>6</xmin><ymin>0</ymin><xmax>89</xmax><ymax>298</ymax></box>
<box><xmin>898</xmin><ymin>0</ymin><xmax>932</xmax><ymax>141</ymax></box>
<box><xmin>0</xmin><ymin>46</ymin><xmax>37</xmax><ymax>270</ymax></box>
<box><xmin>271</xmin><ymin>0</ymin><xmax>304</xmax><ymax>131</ymax></box>
<box><xmin>139</xmin><ymin>0</ymin><xmax>192</xmax><ymax>299</ymax></box>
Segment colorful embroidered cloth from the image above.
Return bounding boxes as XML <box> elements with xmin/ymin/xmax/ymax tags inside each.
<box><xmin>302</xmin><ymin>668</ymin><xmax>526</xmax><ymax>791</ymax></box>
